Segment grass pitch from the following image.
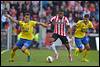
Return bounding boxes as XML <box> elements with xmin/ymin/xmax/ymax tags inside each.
<box><xmin>1</xmin><ymin>48</ymin><xmax>99</xmax><ymax>66</ymax></box>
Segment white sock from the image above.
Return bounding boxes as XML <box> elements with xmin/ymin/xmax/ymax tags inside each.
<box><xmin>51</xmin><ymin>43</ymin><xmax>58</xmax><ymax>54</ymax></box>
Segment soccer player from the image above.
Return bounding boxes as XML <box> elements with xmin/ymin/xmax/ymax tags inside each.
<box><xmin>66</xmin><ymin>34</ymin><xmax>75</xmax><ymax>51</ymax></box>
<box><xmin>44</xmin><ymin>24</ymin><xmax>59</xmax><ymax>60</ymax></box>
<box><xmin>6</xmin><ymin>12</ymin><xmax>47</xmax><ymax>62</ymax></box>
<box><xmin>45</xmin><ymin>10</ymin><xmax>72</xmax><ymax>61</ymax></box>
<box><xmin>74</xmin><ymin>14</ymin><xmax>96</xmax><ymax>62</ymax></box>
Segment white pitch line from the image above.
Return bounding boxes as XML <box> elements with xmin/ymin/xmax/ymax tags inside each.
<box><xmin>1</xmin><ymin>50</ymin><xmax>9</xmax><ymax>55</ymax></box>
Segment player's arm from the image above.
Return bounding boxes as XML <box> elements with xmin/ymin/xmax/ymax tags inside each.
<box><xmin>75</xmin><ymin>20</ymin><xmax>82</xmax><ymax>31</ymax></box>
<box><xmin>66</xmin><ymin>19</ymin><xmax>72</xmax><ymax>37</ymax></box>
<box><xmin>66</xmin><ymin>25</ymin><xmax>72</xmax><ymax>36</ymax></box>
<box><xmin>37</xmin><ymin>17</ymin><xmax>55</xmax><ymax>28</ymax></box>
<box><xmin>5</xmin><ymin>14</ymin><xmax>18</xmax><ymax>24</ymax></box>
<box><xmin>88</xmin><ymin>21</ymin><xmax>96</xmax><ymax>33</ymax></box>
<box><xmin>37</xmin><ymin>22</ymin><xmax>48</xmax><ymax>28</ymax></box>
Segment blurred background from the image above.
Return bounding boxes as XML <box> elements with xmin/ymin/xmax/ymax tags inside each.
<box><xmin>1</xmin><ymin>1</ymin><xmax>99</xmax><ymax>52</ymax></box>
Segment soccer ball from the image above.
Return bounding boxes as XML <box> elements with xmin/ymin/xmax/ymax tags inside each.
<box><xmin>46</xmin><ymin>56</ymin><xmax>53</xmax><ymax>63</ymax></box>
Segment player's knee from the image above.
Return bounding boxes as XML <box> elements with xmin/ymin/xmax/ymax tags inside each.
<box><xmin>13</xmin><ymin>48</ymin><xmax>17</xmax><ymax>52</ymax></box>
<box><xmin>79</xmin><ymin>48</ymin><xmax>83</xmax><ymax>52</ymax></box>
<box><xmin>65</xmin><ymin>44</ymin><xmax>70</xmax><ymax>50</ymax></box>
<box><xmin>21</xmin><ymin>46</ymin><xmax>27</xmax><ymax>52</ymax></box>
<box><xmin>12</xmin><ymin>46</ymin><xmax>18</xmax><ymax>51</ymax></box>
<box><xmin>86</xmin><ymin>46</ymin><xmax>90</xmax><ymax>50</ymax></box>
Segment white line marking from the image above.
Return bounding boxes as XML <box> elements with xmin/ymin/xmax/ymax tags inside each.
<box><xmin>1</xmin><ymin>50</ymin><xmax>9</xmax><ymax>55</ymax></box>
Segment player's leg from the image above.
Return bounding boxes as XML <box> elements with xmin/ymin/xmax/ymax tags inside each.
<box><xmin>17</xmin><ymin>33</ymin><xmax>21</xmax><ymax>40</ymax></box>
<box><xmin>60</xmin><ymin>36</ymin><xmax>72</xmax><ymax>62</ymax></box>
<box><xmin>67</xmin><ymin>36</ymin><xmax>73</xmax><ymax>51</ymax></box>
<box><xmin>81</xmin><ymin>36</ymin><xmax>90</xmax><ymax>62</ymax></box>
<box><xmin>50</xmin><ymin>33</ymin><xmax>59</xmax><ymax>60</ymax></box>
<box><xmin>9</xmin><ymin>45</ymin><xmax>19</xmax><ymax>62</ymax></box>
<box><xmin>74</xmin><ymin>37</ymin><xmax>84</xmax><ymax>56</ymax></box>
<box><xmin>21</xmin><ymin>40</ymin><xmax>32</xmax><ymax>62</ymax></box>
<box><xmin>9</xmin><ymin>38</ymin><xmax>23</xmax><ymax>62</ymax></box>
<box><xmin>50</xmin><ymin>43</ymin><xmax>59</xmax><ymax>60</ymax></box>
<box><xmin>67</xmin><ymin>36</ymin><xmax>76</xmax><ymax>50</ymax></box>
<box><xmin>34</xmin><ymin>33</ymin><xmax>39</xmax><ymax>48</ymax></box>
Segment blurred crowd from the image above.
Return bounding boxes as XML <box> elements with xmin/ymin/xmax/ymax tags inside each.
<box><xmin>1</xmin><ymin>1</ymin><xmax>99</xmax><ymax>33</ymax></box>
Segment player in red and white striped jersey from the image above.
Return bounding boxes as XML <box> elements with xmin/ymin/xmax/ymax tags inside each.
<box><xmin>47</xmin><ymin>10</ymin><xmax>72</xmax><ymax>61</ymax></box>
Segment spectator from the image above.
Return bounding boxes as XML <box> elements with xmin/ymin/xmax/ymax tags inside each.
<box><xmin>19</xmin><ymin>12</ymin><xmax>24</xmax><ymax>21</ymax></box>
<box><xmin>22</xmin><ymin>1</ymin><xmax>32</xmax><ymax>15</ymax></box>
<box><xmin>1</xmin><ymin>10</ymin><xmax>7</xmax><ymax>29</ymax></box>
<box><xmin>68</xmin><ymin>12</ymin><xmax>75</xmax><ymax>28</ymax></box>
<box><xmin>67</xmin><ymin>1</ymin><xmax>76</xmax><ymax>12</ymax></box>
<box><xmin>46</xmin><ymin>13</ymin><xmax>52</xmax><ymax>23</ymax></box>
<box><xmin>46</xmin><ymin>6</ymin><xmax>52</xmax><ymax>16</ymax></box>
<box><xmin>32</xmin><ymin>1</ymin><xmax>39</xmax><ymax>6</ymax></box>
<box><xmin>48</xmin><ymin>1</ymin><xmax>53</xmax><ymax>8</ymax></box>
<box><xmin>1</xmin><ymin>1</ymin><xmax>99</xmax><ymax>34</ymax></box>
<box><xmin>3</xmin><ymin>1</ymin><xmax>10</xmax><ymax>11</ymax></box>
<box><xmin>1</xmin><ymin>1</ymin><xmax>4</xmax><ymax>15</ymax></box>
<box><xmin>39</xmin><ymin>9</ymin><xmax>46</xmax><ymax>19</ymax></box>
<box><xmin>9</xmin><ymin>1</ymin><xmax>17</xmax><ymax>9</ymax></box>
<box><xmin>74</xmin><ymin>12</ymin><xmax>82</xmax><ymax>23</ymax></box>
<box><xmin>32</xmin><ymin>1</ymin><xmax>40</xmax><ymax>15</ymax></box>
<box><xmin>42</xmin><ymin>1</ymin><xmax>49</xmax><ymax>10</ymax></box>
<box><xmin>9</xmin><ymin>6</ymin><xmax>17</xmax><ymax>20</ymax></box>
<box><xmin>68</xmin><ymin>1</ymin><xmax>76</xmax><ymax>7</ymax></box>
<box><xmin>16</xmin><ymin>1</ymin><xmax>23</xmax><ymax>19</ymax></box>
<box><xmin>1</xmin><ymin>9</ymin><xmax>9</xmax><ymax>29</ymax></box>
<box><xmin>74</xmin><ymin>1</ymin><xmax>83</xmax><ymax>13</ymax></box>
<box><xmin>32</xmin><ymin>14</ymin><xmax>39</xmax><ymax>21</ymax></box>
<box><xmin>68</xmin><ymin>12</ymin><xmax>73</xmax><ymax>22</ymax></box>
<box><xmin>52</xmin><ymin>1</ymin><xmax>62</xmax><ymax>16</ymax></box>
<box><xmin>89</xmin><ymin>3</ymin><xmax>96</xmax><ymax>17</ymax></box>
<box><xmin>82</xmin><ymin>8</ymin><xmax>90</xmax><ymax>18</ymax></box>
<box><xmin>95</xmin><ymin>2</ymin><xmax>99</xmax><ymax>21</ymax></box>
<box><xmin>92</xmin><ymin>17</ymin><xmax>99</xmax><ymax>33</ymax></box>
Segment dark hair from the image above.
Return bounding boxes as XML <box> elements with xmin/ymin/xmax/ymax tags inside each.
<box><xmin>24</xmin><ymin>12</ymin><xmax>30</xmax><ymax>16</ymax></box>
<box><xmin>58</xmin><ymin>9</ymin><xmax>64</xmax><ymax>14</ymax></box>
<box><xmin>84</xmin><ymin>14</ymin><xmax>89</xmax><ymax>18</ymax></box>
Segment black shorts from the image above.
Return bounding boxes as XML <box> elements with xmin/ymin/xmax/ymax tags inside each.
<box><xmin>52</xmin><ymin>33</ymin><xmax>68</xmax><ymax>44</ymax></box>
<box><xmin>46</xmin><ymin>29</ymin><xmax>53</xmax><ymax>33</ymax></box>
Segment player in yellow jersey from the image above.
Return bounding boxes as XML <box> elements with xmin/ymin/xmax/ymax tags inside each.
<box><xmin>6</xmin><ymin>13</ymin><xmax>47</xmax><ymax>62</ymax></box>
<box><xmin>74</xmin><ymin>14</ymin><xmax>95</xmax><ymax>62</ymax></box>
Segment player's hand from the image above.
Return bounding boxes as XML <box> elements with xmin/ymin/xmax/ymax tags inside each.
<box><xmin>69</xmin><ymin>34</ymin><xmax>73</xmax><ymax>39</ymax></box>
<box><xmin>5</xmin><ymin>14</ymin><xmax>11</xmax><ymax>18</ymax></box>
<box><xmin>93</xmin><ymin>29</ymin><xmax>96</xmax><ymax>33</ymax></box>
<box><xmin>81</xmin><ymin>28</ymin><xmax>87</xmax><ymax>32</ymax></box>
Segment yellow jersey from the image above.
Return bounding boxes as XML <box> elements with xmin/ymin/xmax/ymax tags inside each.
<box><xmin>18</xmin><ymin>20</ymin><xmax>37</xmax><ymax>40</ymax></box>
<box><xmin>74</xmin><ymin>20</ymin><xmax>93</xmax><ymax>38</ymax></box>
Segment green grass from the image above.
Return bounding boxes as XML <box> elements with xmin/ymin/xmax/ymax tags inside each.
<box><xmin>1</xmin><ymin>49</ymin><xmax>99</xmax><ymax>66</ymax></box>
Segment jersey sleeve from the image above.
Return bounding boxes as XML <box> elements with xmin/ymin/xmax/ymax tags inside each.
<box><xmin>49</xmin><ymin>16</ymin><xmax>56</xmax><ymax>23</ymax></box>
<box><xmin>64</xmin><ymin>17</ymin><xmax>69</xmax><ymax>25</ymax></box>
<box><xmin>19</xmin><ymin>21</ymin><xmax>23</xmax><ymax>26</ymax></box>
<box><xmin>50</xmin><ymin>16</ymin><xmax>56</xmax><ymax>22</ymax></box>
<box><xmin>88</xmin><ymin>21</ymin><xmax>93</xmax><ymax>28</ymax></box>
<box><xmin>31</xmin><ymin>21</ymin><xmax>37</xmax><ymax>27</ymax></box>
<box><xmin>76</xmin><ymin>20</ymin><xmax>81</xmax><ymax>28</ymax></box>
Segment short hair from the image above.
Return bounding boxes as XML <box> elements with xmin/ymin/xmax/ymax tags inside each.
<box><xmin>84</xmin><ymin>14</ymin><xmax>89</xmax><ymax>18</ymax></box>
<box><xmin>24</xmin><ymin>12</ymin><xmax>30</xmax><ymax>16</ymax></box>
<box><xmin>58</xmin><ymin>9</ymin><xmax>64</xmax><ymax>14</ymax></box>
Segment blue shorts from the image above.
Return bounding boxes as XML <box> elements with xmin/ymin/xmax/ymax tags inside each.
<box><xmin>75</xmin><ymin>36</ymin><xmax>89</xmax><ymax>49</ymax></box>
<box><xmin>16</xmin><ymin>38</ymin><xmax>32</xmax><ymax>49</ymax></box>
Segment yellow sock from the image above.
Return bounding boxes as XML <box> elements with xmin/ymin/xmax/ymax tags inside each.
<box><xmin>75</xmin><ymin>48</ymin><xmax>80</xmax><ymax>56</ymax></box>
<box><xmin>75</xmin><ymin>48</ymin><xmax>79</xmax><ymax>53</ymax></box>
<box><xmin>82</xmin><ymin>49</ymin><xmax>88</xmax><ymax>59</ymax></box>
<box><xmin>23</xmin><ymin>49</ymin><xmax>30</xmax><ymax>56</ymax></box>
<box><xmin>76</xmin><ymin>48</ymin><xmax>79</xmax><ymax>52</ymax></box>
<box><xmin>10</xmin><ymin>50</ymin><xmax>16</xmax><ymax>60</ymax></box>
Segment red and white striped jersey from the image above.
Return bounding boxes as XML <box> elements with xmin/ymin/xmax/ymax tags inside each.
<box><xmin>50</xmin><ymin>15</ymin><xmax>69</xmax><ymax>36</ymax></box>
